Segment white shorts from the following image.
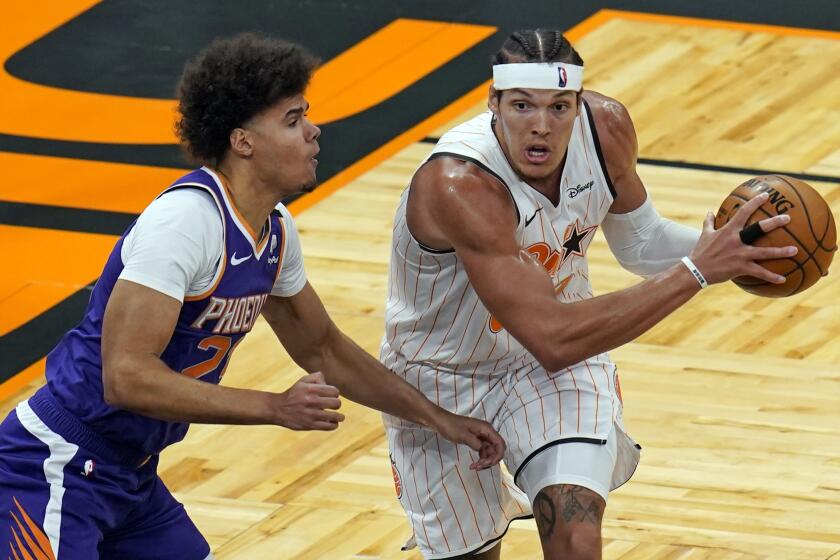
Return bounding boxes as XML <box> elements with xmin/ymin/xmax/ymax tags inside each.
<box><xmin>517</xmin><ymin>423</ymin><xmax>618</xmax><ymax>504</ymax></box>
<box><xmin>382</xmin><ymin>351</ymin><xmax>641</xmax><ymax>559</ymax></box>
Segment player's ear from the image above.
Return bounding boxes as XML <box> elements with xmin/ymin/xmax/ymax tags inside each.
<box><xmin>229</xmin><ymin>128</ymin><xmax>254</xmax><ymax>158</ymax></box>
<box><xmin>488</xmin><ymin>86</ymin><xmax>500</xmax><ymax>116</ymax></box>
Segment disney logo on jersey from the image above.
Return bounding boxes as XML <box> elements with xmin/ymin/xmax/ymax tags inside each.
<box><xmin>566</xmin><ymin>180</ymin><xmax>594</xmax><ymax>199</ymax></box>
<box><xmin>192</xmin><ymin>294</ymin><xmax>269</xmax><ymax>334</ymax></box>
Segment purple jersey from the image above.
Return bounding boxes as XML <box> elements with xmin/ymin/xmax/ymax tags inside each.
<box><xmin>38</xmin><ymin>167</ymin><xmax>285</xmax><ymax>455</ymax></box>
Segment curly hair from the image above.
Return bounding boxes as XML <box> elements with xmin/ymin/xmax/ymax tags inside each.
<box><xmin>175</xmin><ymin>33</ymin><xmax>319</xmax><ymax>165</ymax></box>
<box><xmin>492</xmin><ymin>29</ymin><xmax>583</xmax><ymax>66</ymax></box>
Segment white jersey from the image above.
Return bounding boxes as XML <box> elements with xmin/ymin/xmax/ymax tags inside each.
<box><xmin>381</xmin><ymin>102</ymin><xmax>640</xmax><ymax>558</ymax></box>
<box><xmin>382</xmin><ymin>102</ymin><xmax>616</xmax><ymax>371</ymax></box>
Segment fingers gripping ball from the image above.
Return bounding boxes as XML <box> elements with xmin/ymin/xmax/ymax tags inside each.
<box><xmin>715</xmin><ymin>175</ymin><xmax>837</xmax><ymax>297</ymax></box>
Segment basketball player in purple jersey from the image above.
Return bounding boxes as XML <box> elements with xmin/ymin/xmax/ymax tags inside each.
<box><xmin>381</xmin><ymin>30</ymin><xmax>797</xmax><ymax>559</ymax></box>
<box><xmin>0</xmin><ymin>34</ymin><xmax>505</xmax><ymax>559</ymax></box>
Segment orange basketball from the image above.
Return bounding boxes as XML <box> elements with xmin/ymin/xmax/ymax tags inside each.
<box><xmin>714</xmin><ymin>175</ymin><xmax>837</xmax><ymax>297</ymax></box>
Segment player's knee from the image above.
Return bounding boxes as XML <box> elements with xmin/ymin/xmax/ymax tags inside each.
<box><xmin>547</xmin><ymin>524</ymin><xmax>600</xmax><ymax>560</ymax></box>
<box><xmin>535</xmin><ymin>484</ymin><xmax>604</xmax><ymax>560</ymax></box>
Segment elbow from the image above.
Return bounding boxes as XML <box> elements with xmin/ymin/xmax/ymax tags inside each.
<box><xmin>534</xmin><ymin>355</ymin><xmax>573</xmax><ymax>374</ymax></box>
<box><xmin>102</xmin><ymin>359</ymin><xmax>131</xmax><ymax>408</ymax></box>
<box><xmin>530</xmin><ymin>344</ymin><xmax>579</xmax><ymax>373</ymax></box>
<box><xmin>102</xmin><ymin>371</ymin><xmax>122</xmax><ymax>407</ymax></box>
<box><xmin>524</xmin><ymin>321</ymin><xmax>582</xmax><ymax>372</ymax></box>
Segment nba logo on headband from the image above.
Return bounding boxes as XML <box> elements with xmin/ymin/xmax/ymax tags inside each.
<box><xmin>558</xmin><ymin>67</ymin><xmax>567</xmax><ymax>88</ymax></box>
<box><xmin>493</xmin><ymin>62</ymin><xmax>583</xmax><ymax>92</ymax></box>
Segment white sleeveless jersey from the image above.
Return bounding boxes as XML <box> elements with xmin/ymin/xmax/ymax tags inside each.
<box><xmin>382</xmin><ymin>101</ymin><xmax>617</xmax><ymax>372</ymax></box>
<box><xmin>381</xmin><ymin>104</ymin><xmax>640</xmax><ymax>558</ymax></box>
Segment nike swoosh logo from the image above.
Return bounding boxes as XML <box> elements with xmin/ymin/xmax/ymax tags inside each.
<box><xmin>524</xmin><ymin>207</ymin><xmax>542</xmax><ymax>227</ymax></box>
<box><xmin>230</xmin><ymin>252</ymin><xmax>252</xmax><ymax>266</ymax></box>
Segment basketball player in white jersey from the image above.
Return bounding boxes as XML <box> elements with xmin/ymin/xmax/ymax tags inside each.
<box><xmin>381</xmin><ymin>29</ymin><xmax>796</xmax><ymax>559</ymax></box>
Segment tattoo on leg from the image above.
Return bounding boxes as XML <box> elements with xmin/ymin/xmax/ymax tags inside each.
<box><xmin>534</xmin><ymin>484</ymin><xmax>604</xmax><ymax>548</ymax></box>
<box><xmin>559</xmin><ymin>485</ymin><xmax>602</xmax><ymax>525</ymax></box>
<box><xmin>534</xmin><ymin>490</ymin><xmax>557</xmax><ymax>544</ymax></box>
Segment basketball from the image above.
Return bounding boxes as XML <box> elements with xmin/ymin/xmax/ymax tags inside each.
<box><xmin>714</xmin><ymin>175</ymin><xmax>837</xmax><ymax>297</ymax></box>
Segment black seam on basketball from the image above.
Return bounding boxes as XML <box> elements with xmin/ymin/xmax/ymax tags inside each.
<box><xmin>729</xmin><ymin>192</ymin><xmax>821</xmax><ymax>278</ymax></box>
<box><xmin>727</xmin><ymin>193</ymin><xmax>815</xmax><ymax>289</ymax></box>
<box><xmin>785</xmin><ymin>267</ymin><xmax>806</xmax><ymax>297</ymax></box>
<box><xmin>775</xmin><ymin>174</ymin><xmax>838</xmax><ymax>277</ymax></box>
<box><xmin>774</xmin><ymin>175</ymin><xmax>835</xmax><ymax>255</ymax></box>
<box><xmin>817</xmin><ymin>199</ymin><xmax>835</xmax><ymax>252</ymax></box>
<box><xmin>801</xmin><ymin>179</ymin><xmax>839</xmax><ymax>257</ymax></box>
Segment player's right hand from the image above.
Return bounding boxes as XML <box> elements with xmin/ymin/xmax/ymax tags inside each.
<box><xmin>274</xmin><ymin>372</ymin><xmax>345</xmax><ymax>431</ymax></box>
<box><xmin>432</xmin><ymin>412</ymin><xmax>506</xmax><ymax>470</ymax></box>
<box><xmin>689</xmin><ymin>192</ymin><xmax>798</xmax><ymax>285</ymax></box>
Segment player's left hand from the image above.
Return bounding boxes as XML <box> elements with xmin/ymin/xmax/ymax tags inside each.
<box><xmin>433</xmin><ymin>413</ymin><xmax>506</xmax><ymax>470</ymax></box>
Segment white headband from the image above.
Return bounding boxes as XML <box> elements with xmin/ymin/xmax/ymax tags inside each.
<box><xmin>492</xmin><ymin>62</ymin><xmax>584</xmax><ymax>92</ymax></box>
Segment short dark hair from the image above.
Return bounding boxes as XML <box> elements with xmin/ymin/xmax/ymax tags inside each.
<box><xmin>492</xmin><ymin>29</ymin><xmax>584</xmax><ymax>66</ymax></box>
<box><xmin>175</xmin><ymin>33</ymin><xmax>319</xmax><ymax>165</ymax></box>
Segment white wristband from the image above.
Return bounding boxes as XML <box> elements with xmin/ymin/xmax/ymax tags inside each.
<box><xmin>681</xmin><ymin>256</ymin><xmax>708</xmax><ymax>289</ymax></box>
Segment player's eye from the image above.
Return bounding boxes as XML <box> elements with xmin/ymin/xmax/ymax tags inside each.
<box><xmin>513</xmin><ymin>102</ymin><xmax>528</xmax><ymax>110</ymax></box>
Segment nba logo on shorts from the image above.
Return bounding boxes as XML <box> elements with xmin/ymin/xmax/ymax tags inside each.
<box><xmin>82</xmin><ymin>459</ymin><xmax>95</xmax><ymax>477</ymax></box>
<box><xmin>390</xmin><ymin>454</ymin><xmax>402</xmax><ymax>499</ymax></box>
<box><xmin>558</xmin><ymin>67</ymin><xmax>568</xmax><ymax>87</ymax></box>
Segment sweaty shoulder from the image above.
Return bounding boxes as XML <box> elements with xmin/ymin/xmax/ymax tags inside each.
<box><xmin>581</xmin><ymin>90</ymin><xmax>638</xmax><ymax>184</ymax></box>
<box><xmin>407</xmin><ymin>156</ymin><xmax>518</xmax><ymax>252</ymax></box>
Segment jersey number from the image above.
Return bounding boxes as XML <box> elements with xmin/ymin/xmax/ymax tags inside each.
<box><xmin>182</xmin><ymin>335</ymin><xmax>232</xmax><ymax>379</ymax></box>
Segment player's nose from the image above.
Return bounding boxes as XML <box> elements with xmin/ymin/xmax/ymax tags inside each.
<box><xmin>532</xmin><ymin>110</ymin><xmax>550</xmax><ymax>136</ymax></box>
<box><xmin>305</xmin><ymin>119</ymin><xmax>321</xmax><ymax>141</ymax></box>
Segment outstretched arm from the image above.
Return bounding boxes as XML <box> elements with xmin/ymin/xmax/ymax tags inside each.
<box><xmin>261</xmin><ymin>283</ymin><xmax>505</xmax><ymax>469</ymax></box>
<box><xmin>407</xmin><ymin>157</ymin><xmax>794</xmax><ymax>373</ymax></box>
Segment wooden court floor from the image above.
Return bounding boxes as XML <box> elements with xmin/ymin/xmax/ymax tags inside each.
<box><xmin>2</xmin><ymin>10</ymin><xmax>840</xmax><ymax>560</ymax></box>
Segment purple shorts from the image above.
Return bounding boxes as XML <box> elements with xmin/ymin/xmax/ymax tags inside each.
<box><xmin>0</xmin><ymin>392</ymin><xmax>211</xmax><ymax>560</ymax></box>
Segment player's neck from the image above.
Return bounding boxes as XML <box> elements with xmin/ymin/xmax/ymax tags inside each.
<box><xmin>523</xmin><ymin>166</ymin><xmax>564</xmax><ymax>205</ymax></box>
<box><xmin>215</xmin><ymin>161</ymin><xmax>278</xmax><ymax>241</ymax></box>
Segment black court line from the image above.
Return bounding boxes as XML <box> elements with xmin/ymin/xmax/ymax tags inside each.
<box><xmin>418</xmin><ymin>137</ymin><xmax>840</xmax><ymax>184</ymax></box>
<box><xmin>635</xmin><ymin>158</ymin><xmax>840</xmax><ymax>185</ymax></box>
<box><xmin>0</xmin><ymin>135</ymin><xmax>190</xmax><ymax>170</ymax></box>
<box><xmin>0</xmin><ymin>284</ymin><xmax>94</xmax><ymax>381</ymax></box>
<box><xmin>0</xmin><ymin>201</ymin><xmax>136</xmax><ymax>236</ymax></box>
